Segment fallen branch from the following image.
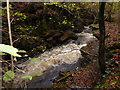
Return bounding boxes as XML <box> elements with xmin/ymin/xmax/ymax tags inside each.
<box><xmin>56</xmin><ymin>73</ymin><xmax>72</xmax><ymax>82</ymax></box>
<box><xmin>80</xmin><ymin>49</ymin><xmax>97</xmax><ymax>57</ymax></box>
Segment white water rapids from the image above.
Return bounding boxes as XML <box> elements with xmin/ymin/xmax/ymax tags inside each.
<box><xmin>14</xmin><ymin>31</ymin><xmax>98</xmax><ymax>88</ymax></box>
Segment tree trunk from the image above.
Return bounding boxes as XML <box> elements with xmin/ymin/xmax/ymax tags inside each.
<box><xmin>98</xmin><ymin>2</ymin><xmax>106</xmax><ymax>74</ymax></box>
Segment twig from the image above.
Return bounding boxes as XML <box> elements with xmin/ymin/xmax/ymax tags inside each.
<box><xmin>59</xmin><ymin>9</ymin><xmax>64</xmax><ymax>16</ymax></box>
<box><xmin>0</xmin><ymin>6</ymin><xmax>6</xmax><ymax>10</ymax></box>
<box><xmin>1</xmin><ymin>59</ymin><xmax>25</xmax><ymax>73</ymax></box>
<box><xmin>56</xmin><ymin>73</ymin><xmax>72</xmax><ymax>82</ymax></box>
<box><xmin>10</xmin><ymin>18</ymin><xmax>14</xmax><ymax>23</ymax></box>
<box><xmin>12</xmin><ymin>38</ymin><xmax>21</xmax><ymax>44</ymax></box>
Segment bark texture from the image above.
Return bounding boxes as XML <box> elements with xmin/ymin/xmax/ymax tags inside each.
<box><xmin>98</xmin><ymin>2</ymin><xmax>106</xmax><ymax>74</ymax></box>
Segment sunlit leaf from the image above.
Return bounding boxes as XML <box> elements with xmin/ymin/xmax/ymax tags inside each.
<box><xmin>22</xmin><ymin>75</ymin><xmax>32</xmax><ymax>80</ymax></box>
<box><xmin>3</xmin><ymin>70</ymin><xmax>15</xmax><ymax>82</ymax></box>
<box><xmin>0</xmin><ymin>52</ymin><xmax>6</xmax><ymax>55</ymax></box>
<box><xmin>31</xmin><ymin>73</ymin><xmax>44</xmax><ymax>76</ymax></box>
<box><xmin>18</xmin><ymin>50</ymin><xmax>26</xmax><ymax>53</ymax></box>
<box><xmin>0</xmin><ymin>44</ymin><xmax>21</xmax><ymax>57</ymax></box>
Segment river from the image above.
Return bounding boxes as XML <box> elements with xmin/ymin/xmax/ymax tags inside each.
<box><xmin>14</xmin><ymin>29</ymin><xmax>98</xmax><ymax>88</ymax></box>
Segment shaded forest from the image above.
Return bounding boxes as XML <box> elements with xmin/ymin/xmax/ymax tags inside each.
<box><xmin>1</xmin><ymin>2</ymin><xmax>120</xmax><ymax>89</ymax></box>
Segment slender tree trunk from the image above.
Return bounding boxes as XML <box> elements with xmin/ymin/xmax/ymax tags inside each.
<box><xmin>7</xmin><ymin>0</ymin><xmax>14</xmax><ymax>71</ymax></box>
<box><xmin>98</xmin><ymin>2</ymin><xmax>106</xmax><ymax>74</ymax></box>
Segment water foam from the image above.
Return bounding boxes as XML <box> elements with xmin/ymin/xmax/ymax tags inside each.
<box><xmin>14</xmin><ymin>32</ymin><xmax>97</xmax><ymax>87</ymax></box>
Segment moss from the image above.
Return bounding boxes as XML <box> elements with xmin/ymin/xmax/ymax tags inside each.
<box><xmin>67</xmin><ymin>32</ymin><xmax>78</xmax><ymax>39</ymax></box>
<box><xmin>93</xmin><ymin>30</ymin><xmax>99</xmax><ymax>34</ymax></box>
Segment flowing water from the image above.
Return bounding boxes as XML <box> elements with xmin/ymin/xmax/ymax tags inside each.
<box><xmin>14</xmin><ymin>31</ymin><xmax>97</xmax><ymax>88</ymax></box>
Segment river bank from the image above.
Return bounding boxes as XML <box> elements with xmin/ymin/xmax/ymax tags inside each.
<box><xmin>52</xmin><ymin>16</ymin><xmax>120</xmax><ymax>88</ymax></box>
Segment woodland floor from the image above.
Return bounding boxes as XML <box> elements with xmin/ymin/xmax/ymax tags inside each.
<box><xmin>51</xmin><ymin>15</ymin><xmax>120</xmax><ymax>89</ymax></box>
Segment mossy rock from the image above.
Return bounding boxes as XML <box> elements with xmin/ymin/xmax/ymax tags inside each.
<box><xmin>67</xmin><ymin>32</ymin><xmax>78</xmax><ymax>40</ymax></box>
<box><xmin>13</xmin><ymin>36</ymin><xmax>43</xmax><ymax>51</ymax></box>
<box><xmin>59</xmin><ymin>30</ymin><xmax>78</xmax><ymax>42</ymax></box>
